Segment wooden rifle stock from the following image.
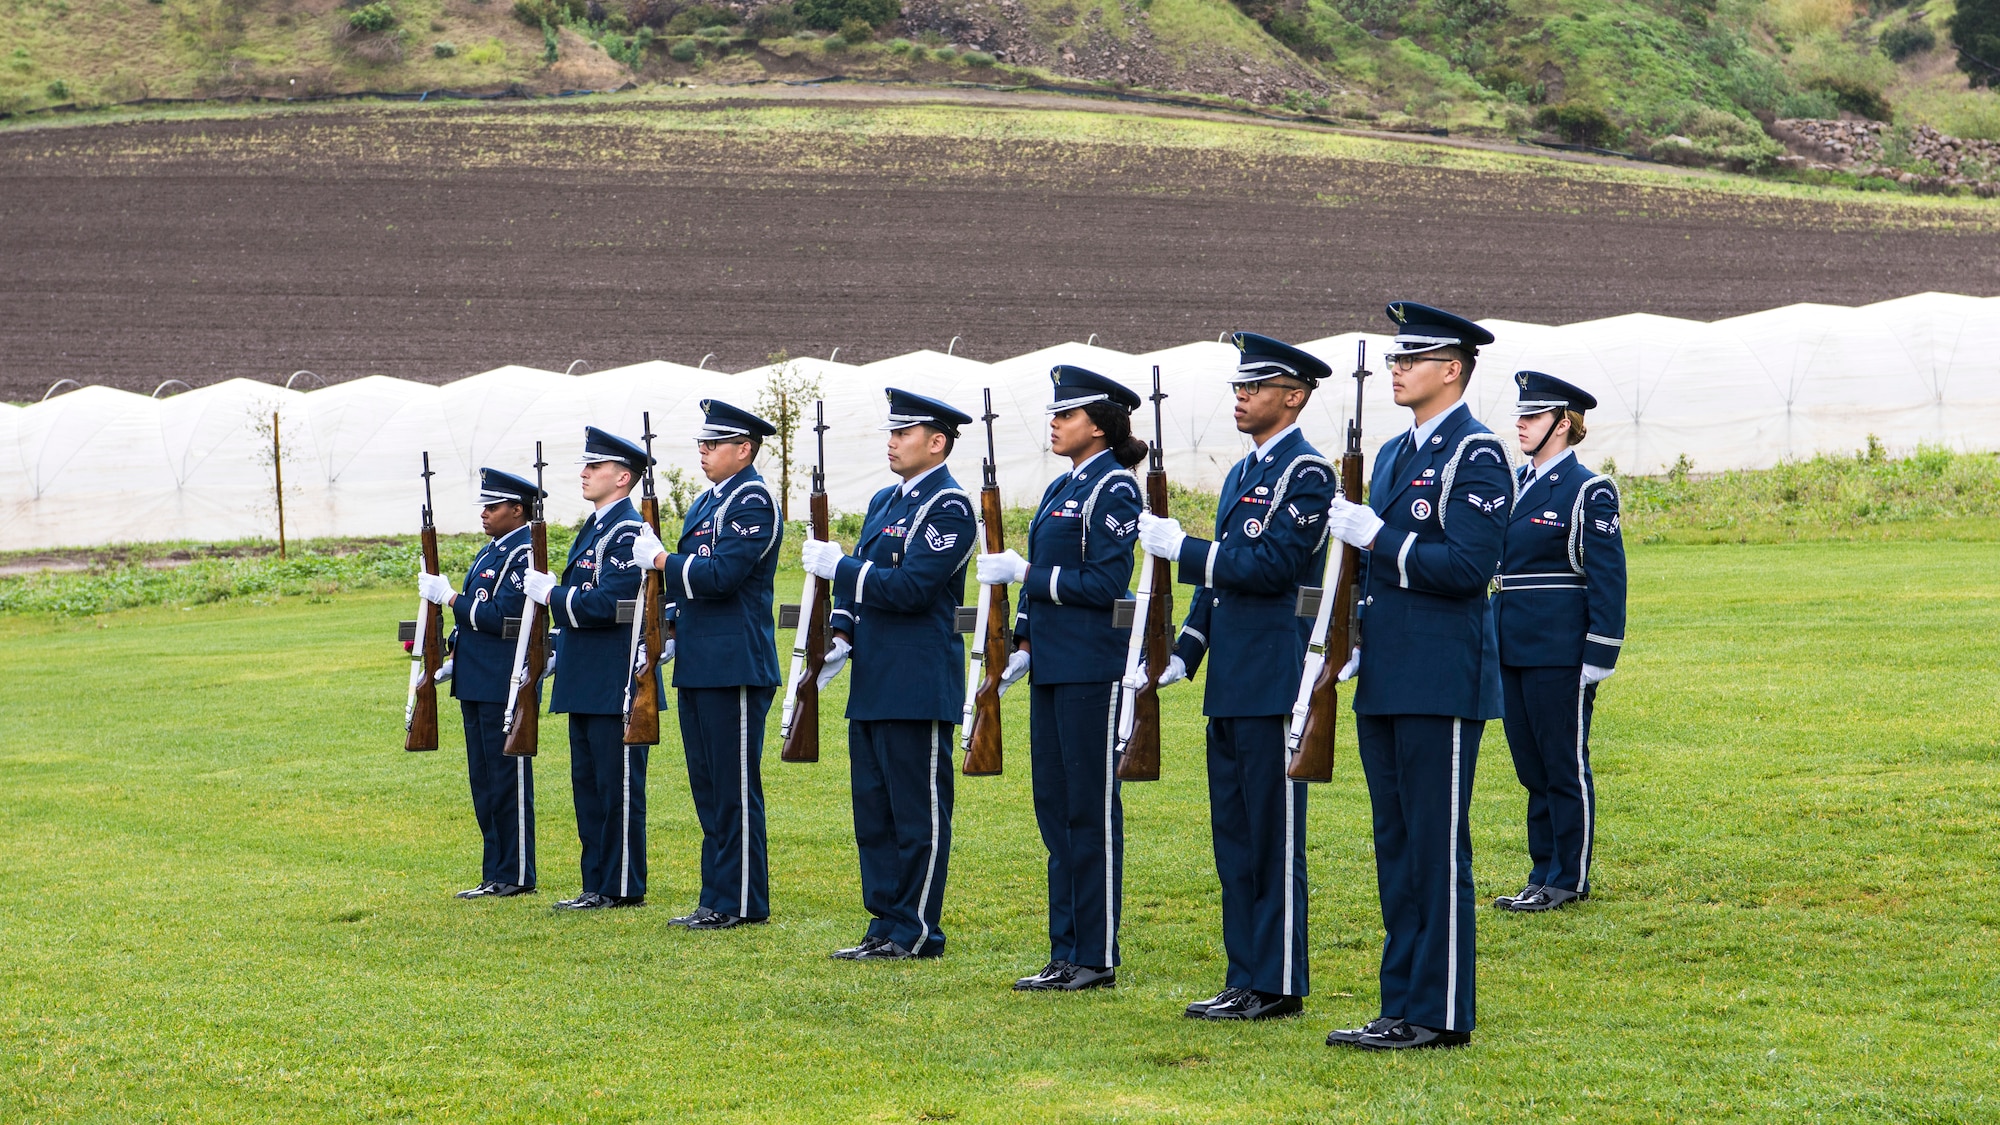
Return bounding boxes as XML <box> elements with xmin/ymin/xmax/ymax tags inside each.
<box><xmin>1287</xmin><ymin>345</ymin><xmax>1369</xmax><ymax>782</ymax></box>
<box><xmin>504</xmin><ymin>444</ymin><xmax>549</xmax><ymax>758</ymax></box>
<box><xmin>405</xmin><ymin>516</ymin><xmax>444</xmax><ymax>752</ymax></box>
<box><xmin>1116</xmin><ymin>469</ymin><xmax>1172</xmax><ymax>781</ymax></box>
<box><xmin>780</xmin><ymin>488</ymin><xmax>831</xmax><ymax>763</ymax></box>
<box><xmin>961</xmin><ymin>479</ymin><xmax>1009</xmax><ymax>777</ymax></box>
<box><xmin>623</xmin><ymin>413</ymin><xmax>664</xmax><ymax>746</ymax></box>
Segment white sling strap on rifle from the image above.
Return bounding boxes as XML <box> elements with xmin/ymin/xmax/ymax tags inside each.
<box><xmin>779</xmin><ymin>569</ymin><xmax>819</xmax><ymax>739</ymax></box>
<box><xmin>1114</xmin><ymin>541</ymin><xmax>1159</xmax><ymax>752</ymax></box>
<box><xmin>404</xmin><ymin>594</ymin><xmax>431</xmax><ymax>727</ymax></box>
<box><xmin>960</xmin><ymin>510</ymin><xmax>993</xmax><ymax>751</ymax></box>
<box><xmin>1286</xmin><ymin>494</ymin><xmax>1348</xmax><ymax>754</ymax></box>
<box><xmin>503</xmin><ymin>600</ymin><xmax>539</xmax><ymax>736</ymax></box>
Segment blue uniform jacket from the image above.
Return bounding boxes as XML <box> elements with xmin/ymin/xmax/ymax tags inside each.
<box><xmin>829</xmin><ymin>467</ymin><xmax>977</xmax><ymax>723</ymax></box>
<box><xmin>661</xmin><ymin>466</ymin><xmax>783</xmax><ymax>689</ymax></box>
<box><xmin>548</xmin><ymin>496</ymin><xmax>654</xmax><ymax>716</ymax></box>
<box><xmin>448</xmin><ymin>523</ymin><xmax>534</xmax><ymax>705</ymax></box>
<box><xmin>1170</xmin><ymin>428</ymin><xmax>1336</xmax><ymax>718</ymax></box>
<box><xmin>1494</xmin><ymin>451</ymin><xmax>1627</xmax><ymax>669</ymax></box>
<box><xmin>1353</xmin><ymin>404</ymin><xmax>1511</xmax><ymax>720</ymax></box>
<box><xmin>1011</xmin><ymin>449</ymin><xmax>1143</xmax><ymax>685</ymax></box>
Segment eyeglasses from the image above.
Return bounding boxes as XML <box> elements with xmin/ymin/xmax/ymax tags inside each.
<box><xmin>1383</xmin><ymin>354</ymin><xmax>1453</xmax><ymax>373</ymax></box>
<box><xmin>1234</xmin><ymin>378</ymin><xmax>1306</xmax><ymax>396</ymax></box>
<box><xmin>697</xmin><ymin>439</ymin><xmax>750</xmax><ymax>452</ymax></box>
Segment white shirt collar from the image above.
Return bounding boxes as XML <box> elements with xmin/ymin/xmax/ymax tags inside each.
<box><xmin>899</xmin><ymin>461</ymin><xmax>947</xmax><ymax>496</ymax></box>
<box><xmin>1527</xmin><ymin>447</ymin><xmax>1575</xmax><ymax>485</ymax></box>
<box><xmin>1249</xmin><ymin>423</ymin><xmax>1301</xmax><ymax>463</ymax></box>
<box><xmin>591</xmin><ymin>497</ymin><xmax>621</xmax><ymax>523</ymax></box>
<box><xmin>1408</xmin><ymin>399</ymin><xmax>1469</xmax><ymax>453</ymax></box>
<box><xmin>1071</xmin><ymin>448</ymin><xmax>1115</xmax><ymax>479</ymax></box>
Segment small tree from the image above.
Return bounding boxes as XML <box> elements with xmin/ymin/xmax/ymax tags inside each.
<box><xmin>247</xmin><ymin>404</ymin><xmax>300</xmax><ymax>558</ymax></box>
<box><xmin>1951</xmin><ymin>0</ymin><xmax>2000</xmax><ymax>86</ymax></box>
<box><xmin>754</xmin><ymin>350</ymin><xmax>823</xmax><ymax>520</ymax></box>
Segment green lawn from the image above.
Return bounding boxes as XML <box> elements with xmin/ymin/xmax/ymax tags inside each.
<box><xmin>2</xmin><ymin>540</ymin><xmax>1997</xmax><ymax>1122</ymax></box>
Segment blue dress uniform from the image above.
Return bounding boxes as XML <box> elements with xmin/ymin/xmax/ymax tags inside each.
<box><xmin>661</xmin><ymin>401</ymin><xmax>783</xmax><ymax>925</ymax></box>
<box><xmin>826</xmin><ymin>389</ymin><xmax>977</xmax><ymax>959</ymax></box>
<box><xmin>1012</xmin><ymin>368</ymin><xmax>1144</xmax><ymax>976</ymax></box>
<box><xmin>1347</xmin><ymin>303</ymin><xmax>1511</xmax><ymax>1044</ymax></box>
<box><xmin>1494</xmin><ymin>372</ymin><xmax>1626</xmax><ymax>911</ymax></box>
<box><xmin>547</xmin><ymin>427</ymin><xmax>659</xmax><ymax>905</ymax></box>
<box><xmin>447</xmin><ymin>469</ymin><xmax>542</xmax><ymax>894</ymax></box>
<box><xmin>1170</xmin><ymin>335</ymin><xmax>1337</xmax><ymax>1009</ymax></box>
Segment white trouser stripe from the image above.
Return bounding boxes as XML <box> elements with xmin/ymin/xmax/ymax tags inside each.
<box><xmin>1576</xmin><ymin>680</ymin><xmax>1593</xmax><ymax>894</ymax></box>
<box><xmin>1282</xmin><ymin>732</ymin><xmax>1296</xmax><ymax>995</ymax></box>
<box><xmin>619</xmin><ymin>743</ymin><xmax>632</xmax><ymax>897</ymax></box>
<box><xmin>1445</xmin><ymin>718</ymin><xmax>1462</xmax><ymax>1030</ymax></box>
<box><xmin>516</xmin><ymin>758</ymin><xmax>528</xmax><ymax>886</ymax></box>
<box><xmin>739</xmin><ymin>687</ymin><xmax>751</xmax><ymax>915</ymax></box>
<box><xmin>1102</xmin><ymin>683</ymin><xmax>1118</xmax><ymax>968</ymax></box>
<box><xmin>912</xmin><ymin>722</ymin><xmax>943</xmax><ymax>954</ymax></box>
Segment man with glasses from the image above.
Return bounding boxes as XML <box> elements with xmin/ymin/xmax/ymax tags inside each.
<box><xmin>1135</xmin><ymin>332</ymin><xmax>1336</xmax><ymax>1021</ymax></box>
<box><xmin>632</xmin><ymin>400</ymin><xmax>783</xmax><ymax>931</ymax></box>
<box><xmin>1322</xmin><ymin>302</ymin><xmax>1511</xmax><ymax>1050</ymax></box>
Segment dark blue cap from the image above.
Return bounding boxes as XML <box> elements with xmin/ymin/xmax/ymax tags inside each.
<box><xmin>1048</xmin><ymin>365</ymin><xmax>1141</xmax><ymax>414</ymax></box>
<box><xmin>1513</xmin><ymin>371</ymin><xmax>1598</xmax><ymax>415</ymax></box>
<box><xmin>697</xmin><ymin>399</ymin><xmax>777</xmax><ymax>441</ymax></box>
<box><xmin>1230</xmin><ymin>332</ymin><xmax>1332</xmax><ymax>387</ymax></box>
<box><xmin>576</xmin><ymin>425</ymin><xmax>652</xmax><ymax>469</ymax></box>
<box><xmin>879</xmin><ymin>387</ymin><xmax>973</xmax><ymax>437</ymax></box>
<box><xmin>477</xmin><ymin>468</ymin><xmax>544</xmax><ymax>507</ymax></box>
<box><xmin>1383</xmin><ymin>301</ymin><xmax>1496</xmax><ymax>356</ymax></box>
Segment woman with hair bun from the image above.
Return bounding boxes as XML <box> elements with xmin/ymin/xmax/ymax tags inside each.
<box><xmin>975</xmin><ymin>364</ymin><xmax>1146</xmax><ymax>992</ymax></box>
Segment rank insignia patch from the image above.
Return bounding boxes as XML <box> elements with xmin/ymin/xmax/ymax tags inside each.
<box><xmin>924</xmin><ymin>525</ymin><xmax>959</xmax><ymax>552</ymax></box>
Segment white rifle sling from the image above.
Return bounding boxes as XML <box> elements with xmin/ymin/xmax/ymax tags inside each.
<box><xmin>1114</xmin><ymin>540</ymin><xmax>1158</xmax><ymax>751</ymax></box>
<box><xmin>960</xmin><ymin>508</ymin><xmax>992</xmax><ymax>750</ymax></box>
<box><xmin>1286</xmin><ymin>493</ymin><xmax>1348</xmax><ymax>754</ymax></box>
<box><xmin>503</xmin><ymin>600</ymin><xmax>538</xmax><ymax>735</ymax></box>
<box><xmin>779</xmin><ymin>571</ymin><xmax>819</xmax><ymax>739</ymax></box>
<box><xmin>405</xmin><ymin>590</ymin><xmax>431</xmax><ymax>727</ymax></box>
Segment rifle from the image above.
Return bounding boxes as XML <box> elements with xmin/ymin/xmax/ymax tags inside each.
<box><xmin>779</xmin><ymin>401</ymin><xmax>831</xmax><ymax>763</ymax></box>
<box><xmin>1287</xmin><ymin>342</ymin><xmax>1370</xmax><ymax>782</ymax></box>
<box><xmin>960</xmin><ymin>388</ymin><xmax>1009</xmax><ymax>777</ymax></box>
<box><xmin>623</xmin><ymin>412</ymin><xmax>665</xmax><ymax>746</ymax></box>
<box><xmin>404</xmin><ymin>452</ymin><xmax>444</xmax><ymax>752</ymax></box>
<box><xmin>1115</xmin><ymin>365</ymin><xmax>1172</xmax><ymax>782</ymax></box>
<box><xmin>502</xmin><ymin>443</ymin><xmax>549</xmax><ymax>758</ymax></box>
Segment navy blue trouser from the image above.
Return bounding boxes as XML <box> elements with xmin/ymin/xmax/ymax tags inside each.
<box><xmin>1501</xmin><ymin>666</ymin><xmax>1598</xmax><ymax>895</ymax></box>
<box><xmin>568</xmin><ymin>713</ymin><xmax>647</xmax><ymax>900</ymax></box>
<box><xmin>461</xmin><ymin>700</ymin><xmax>536</xmax><ymax>888</ymax></box>
<box><xmin>849</xmin><ymin>718</ymin><xmax>954</xmax><ymax>956</ymax></box>
<box><xmin>1354</xmin><ymin>713</ymin><xmax>1482</xmax><ymax>1033</ymax></box>
<box><xmin>678</xmin><ymin>685</ymin><xmax>775</xmax><ymax>920</ymax></box>
<box><xmin>1029</xmin><ymin>681</ymin><xmax>1124</xmax><ymax>969</ymax></box>
<box><xmin>1206</xmin><ymin>715</ymin><xmax>1310</xmax><ymax>997</ymax></box>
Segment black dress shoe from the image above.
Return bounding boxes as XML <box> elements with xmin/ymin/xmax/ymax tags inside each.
<box><xmin>668</xmin><ymin>906</ymin><xmax>712</xmax><ymax>927</ymax></box>
<box><xmin>488</xmin><ymin>883</ymin><xmax>534</xmax><ymax>898</ymax></box>
<box><xmin>553</xmin><ymin>892</ymin><xmax>610</xmax><ymax>910</ymax></box>
<box><xmin>1014</xmin><ymin>960</ymin><xmax>1068</xmax><ymax>990</ymax></box>
<box><xmin>1352</xmin><ymin>1019</ymin><xmax>1470</xmax><ymax>1050</ymax></box>
<box><xmin>1493</xmin><ymin>883</ymin><xmax>1542</xmax><ymax>909</ymax></box>
<box><xmin>455</xmin><ymin>882</ymin><xmax>497</xmax><ymax>899</ymax></box>
<box><xmin>831</xmin><ymin>936</ymin><xmax>889</xmax><ymax>960</ymax></box>
<box><xmin>1185</xmin><ymin>987</ymin><xmax>1247</xmax><ymax>1018</ymax></box>
<box><xmin>1503</xmin><ymin>886</ymin><xmax>1580</xmax><ymax>913</ymax></box>
<box><xmin>1046</xmin><ymin>964</ymin><xmax>1115</xmax><ymax>991</ymax></box>
<box><xmin>849</xmin><ymin>939</ymin><xmax>914</xmax><ymax>961</ymax></box>
<box><xmin>606</xmin><ymin>895</ymin><xmax>645</xmax><ymax>908</ymax></box>
<box><xmin>1326</xmin><ymin>1016</ymin><xmax>1400</xmax><ymax>1046</ymax></box>
<box><xmin>687</xmin><ymin>911</ymin><xmax>766</xmax><ymax>930</ymax></box>
<box><xmin>1202</xmin><ymin>990</ymin><xmax>1303</xmax><ymax>1021</ymax></box>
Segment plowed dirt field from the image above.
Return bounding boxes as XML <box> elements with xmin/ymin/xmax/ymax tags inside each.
<box><xmin>3</xmin><ymin>93</ymin><xmax>1996</xmax><ymax>398</ymax></box>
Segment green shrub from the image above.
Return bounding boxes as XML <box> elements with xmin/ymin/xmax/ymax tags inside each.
<box><xmin>698</xmin><ymin>23</ymin><xmax>730</xmax><ymax>37</ymax></box>
<box><xmin>934</xmin><ymin>45</ymin><xmax>956</xmax><ymax>60</ymax></box>
<box><xmin>432</xmin><ymin>40</ymin><xmax>457</xmax><ymax>57</ymax></box>
<box><xmin>962</xmin><ymin>48</ymin><xmax>994</xmax><ymax>66</ymax></box>
<box><xmin>1535</xmin><ymin>101</ymin><xmax>1612</xmax><ymax>145</ymax></box>
<box><xmin>668</xmin><ymin>35</ymin><xmax>700</xmax><ymax>60</ymax></box>
<box><xmin>513</xmin><ymin>0</ymin><xmax>584</xmax><ymax>27</ymax></box>
<box><xmin>347</xmin><ymin>2</ymin><xmax>396</xmax><ymax>32</ymax></box>
<box><xmin>1950</xmin><ymin>0</ymin><xmax>2000</xmax><ymax>87</ymax></box>
<box><xmin>1807</xmin><ymin>76</ymin><xmax>1891</xmax><ymax>121</ymax></box>
<box><xmin>822</xmin><ymin>33</ymin><xmax>849</xmax><ymax>49</ymax></box>
<box><xmin>838</xmin><ymin>15</ymin><xmax>874</xmax><ymax>41</ymax></box>
<box><xmin>46</xmin><ymin>78</ymin><xmax>70</xmax><ymax>99</ymax></box>
<box><xmin>795</xmin><ymin>0</ymin><xmax>899</xmax><ymax>33</ymax></box>
<box><xmin>887</xmin><ymin>36</ymin><xmax>912</xmax><ymax>51</ymax></box>
<box><xmin>465</xmin><ymin>37</ymin><xmax>507</xmax><ymax>64</ymax></box>
<box><xmin>1777</xmin><ymin>88</ymin><xmax>1840</xmax><ymax>118</ymax></box>
<box><xmin>905</xmin><ymin>42</ymin><xmax>927</xmax><ymax>58</ymax></box>
<box><xmin>749</xmin><ymin>2</ymin><xmax>796</xmax><ymax>36</ymax></box>
<box><xmin>663</xmin><ymin>4</ymin><xmax>733</xmax><ymax>33</ymax></box>
<box><xmin>1880</xmin><ymin>18</ymin><xmax>1936</xmax><ymax>60</ymax></box>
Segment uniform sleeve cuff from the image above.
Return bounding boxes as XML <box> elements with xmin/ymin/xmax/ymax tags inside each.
<box><xmin>1583</xmin><ymin>637</ymin><xmax>1622</xmax><ymax>668</ymax></box>
<box><xmin>1175</xmin><ymin>537</ymin><xmax>1215</xmax><ymax>587</ymax></box>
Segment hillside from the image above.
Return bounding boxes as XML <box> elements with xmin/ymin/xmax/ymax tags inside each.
<box><xmin>2</xmin><ymin>0</ymin><xmax>1999</xmax><ymax>185</ymax></box>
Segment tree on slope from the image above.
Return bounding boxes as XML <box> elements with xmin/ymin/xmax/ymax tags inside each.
<box><xmin>1952</xmin><ymin>0</ymin><xmax>2000</xmax><ymax>87</ymax></box>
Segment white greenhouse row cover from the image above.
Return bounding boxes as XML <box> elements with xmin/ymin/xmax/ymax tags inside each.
<box><xmin>3</xmin><ymin>292</ymin><xmax>1996</xmax><ymax>549</ymax></box>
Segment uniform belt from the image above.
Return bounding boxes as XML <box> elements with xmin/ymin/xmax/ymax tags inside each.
<box><xmin>1496</xmin><ymin>573</ymin><xmax>1585</xmax><ymax>591</ymax></box>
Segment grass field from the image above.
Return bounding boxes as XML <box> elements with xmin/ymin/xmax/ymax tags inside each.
<box><xmin>3</xmin><ymin>538</ymin><xmax>1998</xmax><ymax>1122</ymax></box>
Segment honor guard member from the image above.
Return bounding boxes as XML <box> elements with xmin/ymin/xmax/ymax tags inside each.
<box><xmin>522</xmin><ymin>426</ymin><xmax>659</xmax><ymax>911</ymax></box>
<box><xmin>1135</xmin><ymin>333</ymin><xmax>1336</xmax><ymax>1021</ymax></box>
<box><xmin>417</xmin><ymin>468</ymin><xmax>542</xmax><ymax>898</ymax></box>
<box><xmin>976</xmin><ymin>366</ymin><xmax>1145</xmax><ymax>992</ymax></box>
<box><xmin>800</xmin><ymin>389</ymin><xmax>978</xmax><ymax>961</ymax></box>
<box><xmin>1492</xmin><ymin>372</ymin><xmax>1626</xmax><ymax>914</ymax></box>
<box><xmin>1323</xmin><ymin>302</ymin><xmax>1510</xmax><ymax>1051</ymax></box>
<box><xmin>632</xmin><ymin>401</ymin><xmax>784</xmax><ymax>930</ymax></box>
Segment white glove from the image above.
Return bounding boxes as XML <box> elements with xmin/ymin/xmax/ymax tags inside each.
<box><xmin>800</xmin><ymin>538</ymin><xmax>845</xmax><ymax>580</ymax></box>
<box><xmin>434</xmin><ymin>657</ymin><xmax>454</xmax><ymax>683</ymax></box>
<box><xmin>418</xmin><ymin>572</ymin><xmax>455</xmax><ymax>605</ymax></box>
<box><xmin>658</xmin><ymin>638</ymin><xmax>676</xmax><ymax>666</ymax></box>
<box><xmin>1137</xmin><ymin>511</ymin><xmax>1186</xmax><ymax>559</ymax></box>
<box><xmin>1337</xmin><ymin>646</ymin><xmax>1360</xmax><ymax>682</ymax></box>
<box><xmin>998</xmin><ymin>649</ymin><xmax>1030</xmax><ymax>696</ymax></box>
<box><xmin>1326</xmin><ymin>497</ymin><xmax>1385</xmax><ymax>549</ymax></box>
<box><xmin>539</xmin><ymin>650</ymin><xmax>556</xmax><ymax>684</ymax></box>
<box><xmin>1122</xmin><ymin>654</ymin><xmax>1187</xmax><ymax>691</ymax></box>
<box><xmin>815</xmin><ymin>636</ymin><xmax>852</xmax><ymax>689</ymax></box>
<box><xmin>633</xmin><ymin>525</ymin><xmax>666</xmax><ymax>570</ymax></box>
<box><xmin>522</xmin><ymin>569</ymin><xmax>557</xmax><ymax>606</ymax></box>
<box><xmin>1581</xmin><ymin>663</ymin><xmax>1615</xmax><ymax>686</ymax></box>
<box><xmin>977</xmin><ymin>549</ymin><xmax>1029</xmax><ymax>586</ymax></box>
